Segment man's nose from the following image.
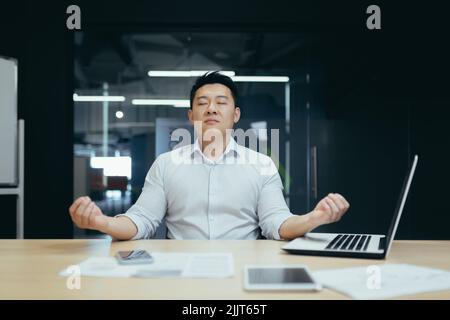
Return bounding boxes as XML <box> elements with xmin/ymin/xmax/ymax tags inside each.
<box><xmin>206</xmin><ymin>102</ymin><xmax>218</xmax><ymax>113</ymax></box>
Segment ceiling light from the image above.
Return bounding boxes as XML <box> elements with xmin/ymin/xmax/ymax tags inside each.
<box><xmin>73</xmin><ymin>93</ymin><xmax>126</xmax><ymax>102</ymax></box>
<box><xmin>148</xmin><ymin>70</ymin><xmax>235</xmax><ymax>77</ymax></box>
<box><xmin>132</xmin><ymin>99</ymin><xmax>190</xmax><ymax>108</ymax></box>
<box><xmin>115</xmin><ymin>110</ymin><xmax>124</xmax><ymax>119</ymax></box>
<box><xmin>231</xmin><ymin>76</ymin><xmax>289</xmax><ymax>83</ymax></box>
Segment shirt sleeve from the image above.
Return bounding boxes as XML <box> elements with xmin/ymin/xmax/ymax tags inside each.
<box><xmin>115</xmin><ymin>155</ymin><xmax>167</xmax><ymax>240</ymax></box>
<box><xmin>257</xmin><ymin>159</ymin><xmax>293</xmax><ymax>240</ymax></box>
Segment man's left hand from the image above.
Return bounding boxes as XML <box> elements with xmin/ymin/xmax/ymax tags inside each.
<box><xmin>311</xmin><ymin>193</ymin><xmax>350</xmax><ymax>226</ymax></box>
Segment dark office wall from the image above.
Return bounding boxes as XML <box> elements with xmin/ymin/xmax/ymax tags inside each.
<box><xmin>0</xmin><ymin>2</ymin><xmax>74</xmax><ymax>238</ymax></box>
<box><xmin>307</xmin><ymin>6</ymin><xmax>450</xmax><ymax>239</ymax></box>
<box><xmin>407</xmin><ymin>28</ymin><xmax>450</xmax><ymax>239</ymax></box>
<box><xmin>0</xmin><ymin>196</ymin><xmax>16</xmax><ymax>238</ymax></box>
<box><xmin>376</xmin><ymin>15</ymin><xmax>450</xmax><ymax>240</ymax></box>
<box><xmin>383</xmin><ymin>28</ymin><xmax>450</xmax><ymax>240</ymax></box>
<box><xmin>307</xmin><ymin>29</ymin><xmax>411</xmax><ymax>237</ymax></box>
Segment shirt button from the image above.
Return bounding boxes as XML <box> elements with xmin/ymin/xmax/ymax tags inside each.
<box><xmin>209</xmin><ymin>216</ymin><xmax>214</xmax><ymax>222</ymax></box>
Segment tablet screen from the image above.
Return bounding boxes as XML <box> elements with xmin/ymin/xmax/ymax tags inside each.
<box><xmin>247</xmin><ymin>267</ymin><xmax>314</xmax><ymax>284</ymax></box>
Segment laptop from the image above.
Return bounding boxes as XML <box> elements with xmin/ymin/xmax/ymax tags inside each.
<box><xmin>282</xmin><ymin>155</ymin><xmax>418</xmax><ymax>259</ymax></box>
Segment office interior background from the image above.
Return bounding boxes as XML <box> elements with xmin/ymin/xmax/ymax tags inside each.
<box><xmin>0</xmin><ymin>1</ymin><xmax>449</xmax><ymax>240</ymax></box>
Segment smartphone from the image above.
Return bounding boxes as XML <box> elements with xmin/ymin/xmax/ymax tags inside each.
<box><xmin>115</xmin><ymin>250</ymin><xmax>154</xmax><ymax>265</ymax></box>
<box><xmin>243</xmin><ymin>265</ymin><xmax>322</xmax><ymax>291</ymax></box>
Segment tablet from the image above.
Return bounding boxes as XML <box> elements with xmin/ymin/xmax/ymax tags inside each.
<box><xmin>244</xmin><ymin>265</ymin><xmax>322</xmax><ymax>291</ymax></box>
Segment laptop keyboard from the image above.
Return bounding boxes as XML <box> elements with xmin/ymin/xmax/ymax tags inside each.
<box><xmin>325</xmin><ymin>234</ymin><xmax>372</xmax><ymax>251</ymax></box>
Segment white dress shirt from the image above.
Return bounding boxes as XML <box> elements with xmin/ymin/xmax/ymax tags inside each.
<box><xmin>116</xmin><ymin>138</ymin><xmax>293</xmax><ymax>240</ymax></box>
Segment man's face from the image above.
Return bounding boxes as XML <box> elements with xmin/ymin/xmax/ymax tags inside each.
<box><xmin>188</xmin><ymin>83</ymin><xmax>240</xmax><ymax>137</ymax></box>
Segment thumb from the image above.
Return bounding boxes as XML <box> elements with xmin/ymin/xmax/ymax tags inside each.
<box><xmin>314</xmin><ymin>198</ymin><xmax>327</xmax><ymax>212</ymax></box>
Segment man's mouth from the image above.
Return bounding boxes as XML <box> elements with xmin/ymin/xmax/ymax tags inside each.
<box><xmin>204</xmin><ymin>119</ymin><xmax>220</xmax><ymax>124</ymax></box>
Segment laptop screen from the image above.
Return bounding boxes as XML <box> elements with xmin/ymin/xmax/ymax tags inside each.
<box><xmin>384</xmin><ymin>155</ymin><xmax>418</xmax><ymax>258</ymax></box>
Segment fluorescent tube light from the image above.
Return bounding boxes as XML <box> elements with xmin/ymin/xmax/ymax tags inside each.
<box><xmin>231</xmin><ymin>76</ymin><xmax>289</xmax><ymax>82</ymax></box>
<box><xmin>148</xmin><ymin>70</ymin><xmax>235</xmax><ymax>77</ymax></box>
<box><xmin>73</xmin><ymin>94</ymin><xmax>126</xmax><ymax>102</ymax></box>
<box><xmin>132</xmin><ymin>99</ymin><xmax>190</xmax><ymax>108</ymax></box>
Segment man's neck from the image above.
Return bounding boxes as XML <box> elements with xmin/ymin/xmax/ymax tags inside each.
<box><xmin>200</xmin><ymin>133</ymin><xmax>231</xmax><ymax>161</ymax></box>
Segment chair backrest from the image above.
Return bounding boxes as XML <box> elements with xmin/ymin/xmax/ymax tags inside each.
<box><xmin>152</xmin><ymin>219</ymin><xmax>168</xmax><ymax>239</ymax></box>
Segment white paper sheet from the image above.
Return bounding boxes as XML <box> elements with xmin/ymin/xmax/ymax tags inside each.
<box><xmin>59</xmin><ymin>252</ymin><xmax>233</xmax><ymax>278</ymax></box>
<box><xmin>182</xmin><ymin>253</ymin><xmax>234</xmax><ymax>278</ymax></box>
<box><xmin>313</xmin><ymin>264</ymin><xmax>450</xmax><ymax>299</ymax></box>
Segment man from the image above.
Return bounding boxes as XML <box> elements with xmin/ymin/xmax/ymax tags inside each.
<box><xmin>69</xmin><ymin>71</ymin><xmax>350</xmax><ymax>240</ymax></box>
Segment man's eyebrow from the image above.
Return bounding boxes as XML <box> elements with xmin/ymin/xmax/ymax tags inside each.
<box><xmin>196</xmin><ymin>95</ymin><xmax>229</xmax><ymax>100</ymax></box>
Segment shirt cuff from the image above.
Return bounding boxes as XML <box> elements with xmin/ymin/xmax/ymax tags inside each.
<box><xmin>272</xmin><ymin>213</ymin><xmax>294</xmax><ymax>240</ymax></box>
<box><xmin>114</xmin><ymin>213</ymin><xmax>147</xmax><ymax>240</ymax></box>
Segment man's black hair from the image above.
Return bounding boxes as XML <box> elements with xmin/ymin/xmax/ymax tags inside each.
<box><xmin>189</xmin><ymin>71</ymin><xmax>238</xmax><ymax>109</ymax></box>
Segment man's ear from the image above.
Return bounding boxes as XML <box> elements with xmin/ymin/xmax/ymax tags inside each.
<box><xmin>234</xmin><ymin>106</ymin><xmax>241</xmax><ymax>123</ymax></box>
<box><xmin>188</xmin><ymin>109</ymin><xmax>193</xmax><ymax>124</ymax></box>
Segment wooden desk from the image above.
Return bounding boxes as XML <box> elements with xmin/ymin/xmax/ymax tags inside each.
<box><xmin>0</xmin><ymin>240</ymin><xmax>449</xmax><ymax>299</ymax></box>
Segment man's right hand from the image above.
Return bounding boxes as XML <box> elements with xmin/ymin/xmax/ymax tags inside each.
<box><xmin>69</xmin><ymin>196</ymin><xmax>109</xmax><ymax>232</ymax></box>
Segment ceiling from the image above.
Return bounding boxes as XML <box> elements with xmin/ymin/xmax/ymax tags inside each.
<box><xmin>74</xmin><ymin>32</ymin><xmax>309</xmax><ymax>93</ymax></box>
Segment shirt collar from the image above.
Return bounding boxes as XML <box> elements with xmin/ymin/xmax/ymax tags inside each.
<box><xmin>191</xmin><ymin>137</ymin><xmax>240</xmax><ymax>162</ymax></box>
